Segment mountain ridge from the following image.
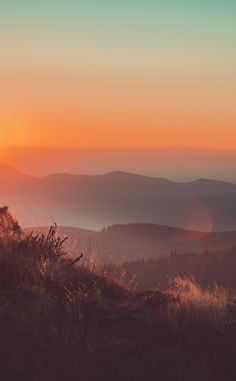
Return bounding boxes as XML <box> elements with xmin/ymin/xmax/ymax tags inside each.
<box><xmin>1</xmin><ymin>164</ymin><xmax>236</xmax><ymax>188</ymax></box>
<box><xmin>1</xmin><ymin>165</ymin><xmax>236</xmax><ymax>231</ymax></box>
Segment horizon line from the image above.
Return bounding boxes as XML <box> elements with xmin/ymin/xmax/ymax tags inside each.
<box><xmin>1</xmin><ymin>145</ymin><xmax>236</xmax><ymax>153</ymax></box>
<box><xmin>0</xmin><ymin>164</ymin><xmax>235</xmax><ymax>186</ymax></box>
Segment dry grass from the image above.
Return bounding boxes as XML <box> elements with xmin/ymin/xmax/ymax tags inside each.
<box><xmin>167</xmin><ymin>276</ymin><xmax>230</xmax><ymax>332</ymax></box>
<box><xmin>1</xmin><ymin>208</ymin><xmax>236</xmax><ymax>381</ymax></box>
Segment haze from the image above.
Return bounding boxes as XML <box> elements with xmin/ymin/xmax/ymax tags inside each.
<box><xmin>0</xmin><ymin>146</ymin><xmax>236</xmax><ymax>183</ymax></box>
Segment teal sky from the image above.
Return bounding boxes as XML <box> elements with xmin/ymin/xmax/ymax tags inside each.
<box><xmin>1</xmin><ymin>0</ymin><xmax>235</xmax><ymax>73</ymax></box>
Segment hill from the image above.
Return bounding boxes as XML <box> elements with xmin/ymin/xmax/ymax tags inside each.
<box><xmin>1</xmin><ymin>146</ymin><xmax>236</xmax><ymax>183</ymax></box>
<box><xmin>1</xmin><ymin>166</ymin><xmax>236</xmax><ymax>230</ymax></box>
<box><xmin>1</xmin><ymin>209</ymin><xmax>236</xmax><ymax>380</ymax></box>
<box><xmin>56</xmin><ymin>223</ymin><xmax>236</xmax><ymax>264</ymax></box>
<box><xmin>113</xmin><ymin>247</ymin><xmax>236</xmax><ymax>290</ymax></box>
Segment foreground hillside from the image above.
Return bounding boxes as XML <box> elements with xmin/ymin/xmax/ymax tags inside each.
<box><xmin>1</xmin><ymin>208</ymin><xmax>236</xmax><ymax>380</ymax></box>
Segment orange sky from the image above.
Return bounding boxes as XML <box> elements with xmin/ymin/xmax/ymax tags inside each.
<box><xmin>1</xmin><ymin>70</ymin><xmax>236</xmax><ymax>149</ymax></box>
<box><xmin>0</xmin><ymin>1</ymin><xmax>235</xmax><ymax>150</ymax></box>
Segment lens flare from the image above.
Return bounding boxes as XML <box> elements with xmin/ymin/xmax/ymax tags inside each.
<box><xmin>179</xmin><ymin>196</ymin><xmax>213</xmax><ymax>234</ymax></box>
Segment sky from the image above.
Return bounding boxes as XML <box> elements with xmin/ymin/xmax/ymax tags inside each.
<box><xmin>0</xmin><ymin>0</ymin><xmax>236</xmax><ymax>149</ymax></box>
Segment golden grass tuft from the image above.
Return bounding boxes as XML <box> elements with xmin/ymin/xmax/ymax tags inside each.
<box><xmin>168</xmin><ymin>276</ymin><xmax>230</xmax><ymax>331</ymax></box>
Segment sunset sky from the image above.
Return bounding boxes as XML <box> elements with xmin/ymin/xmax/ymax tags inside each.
<box><xmin>0</xmin><ymin>1</ymin><xmax>236</xmax><ymax>149</ymax></box>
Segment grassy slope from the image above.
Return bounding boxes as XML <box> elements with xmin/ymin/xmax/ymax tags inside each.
<box><xmin>1</xmin><ymin>211</ymin><xmax>236</xmax><ymax>380</ymax></box>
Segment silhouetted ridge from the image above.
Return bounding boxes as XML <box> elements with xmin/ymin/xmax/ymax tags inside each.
<box><xmin>59</xmin><ymin>223</ymin><xmax>236</xmax><ymax>264</ymax></box>
<box><xmin>1</xmin><ymin>166</ymin><xmax>236</xmax><ymax>230</ymax></box>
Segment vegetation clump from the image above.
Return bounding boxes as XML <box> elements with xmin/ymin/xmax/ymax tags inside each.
<box><xmin>0</xmin><ymin>206</ymin><xmax>21</xmax><ymax>234</ymax></box>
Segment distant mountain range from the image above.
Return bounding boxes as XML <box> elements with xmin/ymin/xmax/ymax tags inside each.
<box><xmin>1</xmin><ymin>146</ymin><xmax>236</xmax><ymax>183</ymax></box>
<box><xmin>1</xmin><ymin>165</ymin><xmax>236</xmax><ymax>231</ymax></box>
<box><xmin>43</xmin><ymin>223</ymin><xmax>236</xmax><ymax>264</ymax></box>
